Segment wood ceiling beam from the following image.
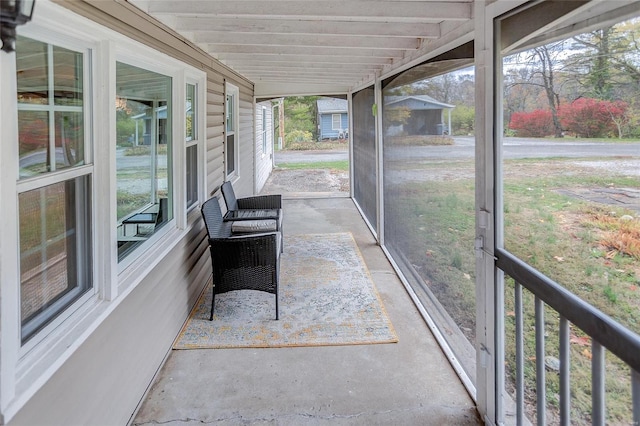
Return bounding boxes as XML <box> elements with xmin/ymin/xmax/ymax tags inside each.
<box><xmin>250</xmin><ymin>76</ymin><xmax>363</xmax><ymax>84</ymax></box>
<box><xmin>207</xmin><ymin>44</ymin><xmax>407</xmax><ymax>58</ymax></box>
<box><xmin>237</xmin><ymin>69</ymin><xmax>371</xmax><ymax>78</ymax></box>
<box><xmin>229</xmin><ymin>63</ymin><xmax>382</xmax><ymax>72</ymax></box>
<box><xmin>216</xmin><ymin>53</ymin><xmax>393</xmax><ymax>65</ymax></box>
<box><xmin>146</xmin><ymin>1</ymin><xmax>472</xmax><ymax>23</ymax></box>
<box><xmin>173</xmin><ymin>17</ymin><xmax>441</xmax><ymax>38</ymax></box>
<box><xmin>194</xmin><ymin>32</ymin><xmax>420</xmax><ymax>50</ymax></box>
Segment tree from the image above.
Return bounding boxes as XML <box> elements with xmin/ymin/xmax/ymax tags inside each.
<box><xmin>504</xmin><ymin>67</ymin><xmax>542</xmax><ymax>127</ymax></box>
<box><xmin>566</xmin><ymin>20</ymin><xmax>640</xmax><ymax>101</ymax></box>
<box><xmin>384</xmin><ymin>106</ymin><xmax>411</xmax><ymax>127</ymax></box>
<box><xmin>451</xmin><ymin>105</ymin><xmax>475</xmax><ymax>136</ymax></box>
<box><xmin>531</xmin><ymin>45</ymin><xmax>564</xmax><ymax>137</ymax></box>
<box><xmin>570</xmin><ymin>27</ymin><xmax>614</xmax><ymax>100</ymax></box>
<box><xmin>283</xmin><ymin>96</ymin><xmax>318</xmax><ymax>141</ymax></box>
<box><xmin>504</xmin><ymin>43</ymin><xmax>566</xmax><ymax>137</ymax></box>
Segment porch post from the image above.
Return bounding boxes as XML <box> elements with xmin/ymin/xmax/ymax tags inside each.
<box><xmin>347</xmin><ymin>91</ymin><xmax>354</xmax><ymax>199</ymax></box>
<box><xmin>374</xmin><ymin>75</ymin><xmax>384</xmax><ymax>246</ymax></box>
<box><xmin>475</xmin><ymin>0</ymin><xmax>500</xmax><ymax>424</ymax></box>
<box><xmin>0</xmin><ymin>45</ymin><xmax>20</xmax><ymax>419</ymax></box>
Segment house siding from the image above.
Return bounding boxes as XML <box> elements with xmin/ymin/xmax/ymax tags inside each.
<box><xmin>234</xmin><ymin>90</ymin><xmax>255</xmax><ymax>198</ymax></box>
<box><xmin>10</xmin><ymin>224</ymin><xmax>210</xmax><ymax>425</ymax></box>
<box><xmin>255</xmin><ymin>101</ymin><xmax>274</xmax><ymax>193</ymax></box>
<box><xmin>319</xmin><ymin>113</ymin><xmax>348</xmax><ymax>140</ymax></box>
<box><xmin>7</xmin><ymin>1</ymin><xmax>254</xmax><ymax>424</ymax></box>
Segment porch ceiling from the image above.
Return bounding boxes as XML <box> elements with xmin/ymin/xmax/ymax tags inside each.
<box><xmin>128</xmin><ymin>0</ymin><xmax>474</xmax><ymax>97</ymax></box>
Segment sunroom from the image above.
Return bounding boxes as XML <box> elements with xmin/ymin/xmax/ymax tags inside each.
<box><xmin>1</xmin><ymin>0</ymin><xmax>640</xmax><ymax>425</ymax></box>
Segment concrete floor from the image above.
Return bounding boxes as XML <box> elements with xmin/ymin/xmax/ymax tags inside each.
<box><xmin>132</xmin><ymin>197</ymin><xmax>480</xmax><ymax>425</ymax></box>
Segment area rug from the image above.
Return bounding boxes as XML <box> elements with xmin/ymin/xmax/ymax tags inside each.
<box><xmin>174</xmin><ymin>232</ymin><xmax>397</xmax><ymax>349</ymax></box>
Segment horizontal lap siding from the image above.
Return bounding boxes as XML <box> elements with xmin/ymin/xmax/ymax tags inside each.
<box><xmin>207</xmin><ymin>84</ymin><xmax>225</xmax><ymax>195</ymax></box>
<box><xmin>11</xmin><ymin>221</ymin><xmax>210</xmax><ymax>425</ymax></box>
<box><xmin>321</xmin><ymin>113</ymin><xmax>349</xmax><ymax>139</ymax></box>
<box><xmin>232</xmin><ymin>88</ymin><xmax>256</xmax><ymax>197</ymax></box>
<box><xmin>11</xmin><ymin>1</ymin><xmax>254</xmax><ymax>425</ymax></box>
<box><xmin>255</xmin><ymin>101</ymin><xmax>273</xmax><ymax>193</ymax></box>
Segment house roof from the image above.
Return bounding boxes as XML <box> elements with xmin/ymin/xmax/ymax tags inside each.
<box><xmin>385</xmin><ymin>95</ymin><xmax>454</xmax><ymax>109</ymax></box>
<box><xmin>317</xmin><ymin>98</ymin><xmax>348</xmax><ymax>114</ymax></box>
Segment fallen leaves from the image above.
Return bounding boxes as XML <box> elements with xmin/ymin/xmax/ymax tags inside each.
<box><xmin>570</xmin><ymin>334</ymin><xmax>591</xmax><ymax>346</ymax></box>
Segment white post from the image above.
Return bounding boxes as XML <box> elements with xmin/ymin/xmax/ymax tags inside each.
<box><xmin>475</xmin><ymin>0</ymin><xmax>500</xmax><ymax>424</ymax></box>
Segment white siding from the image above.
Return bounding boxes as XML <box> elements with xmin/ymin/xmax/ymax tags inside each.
<box><xmin>255</xmin><ymin>101</ymin><xmax>274</xmax><ymax>193</ymax></box>
<box><xmin>10</xmin><ymin>224</ymin><xmax>209</xmax><ymax>425</ymax></box>
<box><xmin>229</xmin><ymin>82</ymin><xmax>255</xmax><ymax>198</ymax></box>
<box><xmin>6</xmin><ymin>1</ymin><xmax>254</xmax><ymax>424</ymax></box>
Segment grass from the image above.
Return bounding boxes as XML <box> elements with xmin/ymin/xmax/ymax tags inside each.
<box><xmin>123</xmin><ymin>144</ymin><xmax>168</xmax><ymax>156</ymax></box>
<box><xmin>277</xmin><ymin>160</ymin><xmax>349</xmax><ymax>171</ymax></box>
<box><xmin>379</xmin><ymin>156</ymin><xmax>640</xmax><ymax>424</ymax></box>
<box><xmin>386</xmin><ymin>134</ymin><xmax>454</xmax><ymax>146</ymax></box>
<box><xmin>282</xmin><ymin>140</ymin><xmax>348</xmax><ymax>151</ymax></box>
<box><xmin>500</xmin><ymin>162</ymin><xmax>640</xmax><ymax>424</ymax></box>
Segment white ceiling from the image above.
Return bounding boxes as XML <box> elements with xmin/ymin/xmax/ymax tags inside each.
<box><xmin>128</xmin><ymin>0</ymin><xmax>474</xmax><ymax>96</ymax></box>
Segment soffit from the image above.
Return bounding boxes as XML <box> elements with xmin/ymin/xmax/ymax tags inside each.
<box><xmin>127</xmin><ymin>0</ymin><xmax>474</xmax><ymax>96</ymax></box>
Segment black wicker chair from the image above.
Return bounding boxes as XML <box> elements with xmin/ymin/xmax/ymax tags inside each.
<box><xmin>201</xmin><ymin>196</ymin><xmax>280</xmax><ymax>320</ymax></box>
<box><xmin>221</xmin><ymin>181</ymin><xmax>284</xmax><ymax>252</ymax></box>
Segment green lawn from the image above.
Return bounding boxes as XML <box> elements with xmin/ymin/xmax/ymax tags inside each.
<box><xmin>277</xmin><ymin>160</ymin><xmax>349</xmax><ymax>171</ymax></box>
<box><xmin>383</xmin><ymin>157</ymin><xmax>639</xmax><ymax>424</ymax></box>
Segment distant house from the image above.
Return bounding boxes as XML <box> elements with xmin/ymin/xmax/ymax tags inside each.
<box><xmin>317</xmin><ymin>98</ymin><xmax>349</xmax><ymax>140</ymax></box>
<box><xmin>385</xmin><ymin>95</ymin><xmax>454</xmax><ymax>136</ymax></box>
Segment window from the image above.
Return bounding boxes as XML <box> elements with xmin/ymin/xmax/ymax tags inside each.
<box><xmin>115</xmin><ymin>62</ymin><xmax>173</xmax><ymax>262</ymax></box>
<box><xmin>332</xmin><ymin>113</ymin><xmax>342</xmax><ymax>130</ymax></box>
<box><xmin>1</xmin><ymin>4</ymin><xmax>209</xmax><ymax>419</ymax></box>
<box><xmin>185</xmin><ymin>83</ymin><xmax>198</xmax><ymax>209</ymax></box>
<box><xmin>262</xmin><ymin>106</ymin><xmax>268</xmax><ymax>155</ymax></box>
<box><xmin>16</xmin><ymin>36</ymin><xmax>93</xmax><ymax>343</ymax></box>
<box><xmin>225</xmin><ymin>83</ymin><xmax>239</xmax><ymax>177</ymax></box>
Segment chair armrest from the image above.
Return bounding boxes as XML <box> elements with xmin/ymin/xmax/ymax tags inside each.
<box><xmin>223</xmin><ymin>209</ymin><xmax>281</xmax><ymax>222</ymax></box>
<box><xmin>225</xmin><ymin>231</ymin><xmax>279</xmax><ymax>240</ymax></box>
<box><xmin>209</xmin><ymin>232</ymin><xmax>281</xmax><ymax>261</ymax></box>
<box><xmin>237</xmin><ymin>194</ymin><xmax>282</xmax><ymax>209</ymax></box>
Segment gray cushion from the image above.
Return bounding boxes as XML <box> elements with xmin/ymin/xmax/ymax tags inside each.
<box><xmin>231</xmin><ymin>219</ymin><xmax>278</xmax><ymax>233</ymax></box>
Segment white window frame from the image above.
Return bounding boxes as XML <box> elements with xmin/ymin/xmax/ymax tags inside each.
<box><xmin>113</xmin><ymin>55</ymin><xmax>177</xmax><ymax>272</ymax></box>
<box><xmin>184</xmin><ymin>74</ymin><xmax>207</xmax><ymax>215</ymax></box>
<box><xmin>0</xmin><ymin>3</ymin><xmax>207</xmax><ymax>421</ymax></box>
<box><xmin>332</xmin><ymin>113</ymin><xmax>342</xmax><ymax>130</ymax></box>
<box><xmin>0</xmin><ymin>13</ymin><xmax>101</xmax><ymax>421</ymax></box>
<box><xmin>14</xmin><ymin>35</ymin><xmax>96</xmax><ymax>348</ymax></box>
<box><xmin>261</xmin><ymin>106</ymin><xmax>268</xmax><ymax>156</ymax></box>
<box><xmin>225</xmin><ymin>82</ymin><xmax>240</xmax><ymax>180</ymax></box>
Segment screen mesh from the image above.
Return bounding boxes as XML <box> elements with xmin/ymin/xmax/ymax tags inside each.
<box><xmin>352</xmin><ymin>86</ymin><xmax>377</xmax><ymax>231</ymax></box>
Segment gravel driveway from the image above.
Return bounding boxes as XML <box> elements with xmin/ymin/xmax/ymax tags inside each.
<box><xmin>260</xmin><ymin>168</ymin><xmax>349</xmax><ymax>196</ymax></box>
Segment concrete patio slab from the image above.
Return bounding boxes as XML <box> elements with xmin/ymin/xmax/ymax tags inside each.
<box><xmin>131</xmin><ymin>197</ymin><xmax>480</xmax><ymax>425</ymax></box>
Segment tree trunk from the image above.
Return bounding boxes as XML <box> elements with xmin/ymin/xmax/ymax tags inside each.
<box><xmin>534</xmin><ymin>46</ymin><xmax>564</xmax><ymax>138</ymax></box>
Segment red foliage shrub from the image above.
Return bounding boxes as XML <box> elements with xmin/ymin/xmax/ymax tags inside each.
<box><xmin>509</xmin><ymin>109</ymin><xmax>555</xmax><ymax>137</ymax></box>
<box><xmin>559</xmin><ymin>98</ymin><xmax>628</xmax><ymax>138</ymax></box>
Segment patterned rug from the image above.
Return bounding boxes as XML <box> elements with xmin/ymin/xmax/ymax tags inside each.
<box><xmin>174</xmin><ymin>232</ymin><xmax>397</xmax><ymax>349</ymax></box>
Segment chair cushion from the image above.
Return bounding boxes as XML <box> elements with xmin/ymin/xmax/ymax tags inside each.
<box><xmin>231</xmin><ymin>219</ymin><xmax>278</xmax><ymax>233</ymax></box>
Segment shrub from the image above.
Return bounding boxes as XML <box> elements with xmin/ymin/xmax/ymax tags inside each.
<box><xmin>451</xmin><ymin>105</ymin><xmax>475</xmax><ymax>135</ymax></box>
<box><xmin>284</xmin><ymin>129</ymin><xmax>314</xmax><ymax>146</ymax></box>
<box><xmin>508</xmin><ymin>109</ymin><xmax>555</xmax><ymax>137</ymax></box>
<box><xmin>559</xmin><ymin>98</ymin><xmax>628</xmax><ymax>138</ymax></box>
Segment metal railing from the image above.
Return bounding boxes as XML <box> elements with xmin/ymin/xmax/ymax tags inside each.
<box><xmin>496</xmin><ymin>248</ymin><xmax>640</xmax><ymax>425</ymax></box>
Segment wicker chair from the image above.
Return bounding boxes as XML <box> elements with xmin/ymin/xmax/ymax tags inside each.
<box><xmin>221</xmin><ymin>181</ymin><xmax>284</xmax><ymax>252</ymax></box>
<box><xmin>201</xmin><ymin>196</ymin><xmax>280</xmax><ymax>320</ymax></box>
